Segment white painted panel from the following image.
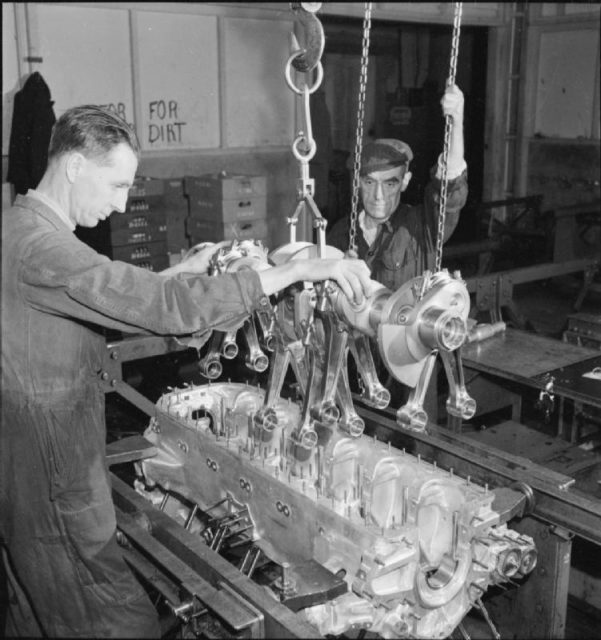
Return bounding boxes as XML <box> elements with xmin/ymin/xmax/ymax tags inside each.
<box><xmin>535</xmin><ymin>29</ymin><xmax>599</xmax><ymax>138</ymax></box>
<box><xmin>2</xmin><ymin>2</ymin><xmax>20</xmax><ymax>154</ymax></box>
<box><xmin>223</xmin><ymin>17</ymin><xmax>295</xmax><ymax>147</ymax></box>
<box><xmin>541</xmin><ymin>3</ymin><xmax>558</xmax><ymax>17</ymax></box>
<box><xmin>455</xmin><ymin>3</ymin><xmax>502</xmax><ymax>19</ymax></box>
<box><xmin>37</xmin><ymin>5</ymin><xmax>133</xmax><ymax>126</ymax></box>
<box><xmin>564</xmin><ymin>3</ymin><xmax>601</xmax><ymax>15</ymax></box>
<box><xmin>377</xmin><ymin>3</ymin><xmax>443</xmax><ymax>16</ymax></box>
<box><xmin>134</xmin><ymin>11</ymin><xmax>219</xmax><ymax>150</ymax></box>
<box><xmin>376</xmin><ymin>3</ymin><xmax>502</xmax><ymax>22</ymax></box>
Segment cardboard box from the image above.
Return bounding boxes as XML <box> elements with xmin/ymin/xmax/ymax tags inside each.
<box><xmin>187</xmin><ymin>217</ymin><xmax>268</xmax><ymax>243</ymax></box>
<box><xmin>184</xmin><ymin>173</ymin><xmax>267</xmax><ymax>200</ymax></box>
<box><xmin>188</xmin><ymin>196</ymin><xmax>266</xmax><ymax>223</ymax></box>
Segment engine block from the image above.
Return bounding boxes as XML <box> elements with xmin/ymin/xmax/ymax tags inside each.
<box><xmin>136</xmin><ymin>240</ymin><xmax>537</xmax><ymax>638</ymax></box>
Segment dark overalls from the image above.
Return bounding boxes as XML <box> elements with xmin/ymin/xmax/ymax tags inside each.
<box><xmin>1</xmin><ymin>195</ymin><xmax>268</xmax><ymax>637</ymax></box>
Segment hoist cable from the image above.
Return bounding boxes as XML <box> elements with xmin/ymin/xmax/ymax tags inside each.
<box><xmin>434</xmin><ymin>2</ymin><xmax>463</xmax><ymax>273</ymax></box>
<box><xmin>348</xmin><ymin>2</ymin><xmax>373</xmax><ymax>256</ymax></box>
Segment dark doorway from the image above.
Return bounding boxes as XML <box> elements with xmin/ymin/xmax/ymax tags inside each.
<box><xmin>318</xmin><ymin>16</ymin><xmax>487</xmax><ymax>245</ymax></box>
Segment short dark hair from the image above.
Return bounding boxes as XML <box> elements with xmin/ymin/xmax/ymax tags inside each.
<box><xmin>48</xmin><ymin>105</ymin><xmax>140</xmax><ymax>164</ymax></box>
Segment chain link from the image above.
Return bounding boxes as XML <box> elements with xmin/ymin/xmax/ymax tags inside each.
<box><xmin>348</xmin><ymin>2</ymin><xmax>373</xmax><ymax>256</ymax></box>
<box><xmin>435</xmin><ymin>2</ymin><xmax>463</xmax><ymax>273</ymax></box>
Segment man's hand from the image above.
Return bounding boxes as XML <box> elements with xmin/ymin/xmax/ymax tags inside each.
<box><xmin>303</xmin><ymin>257</ymin><xmax>374</xmax><ymax>305</ymax></box>
<box><xmin>437</xmin><ymin>84</ymin><xmax>465</xmax><ymax>178</ymax></box>
<box><xmin>441</xmin><ymin>84</ymin><xmax>464</xmax><ymax>124</ymax></box>
<box><xmin>258</xmin><ymin>257</ymin><xmax>372</xmax><ymax>305</ymax></box>
<box><xmin>159</xmin><ymin>241</ymin><xmax>230</xmax><ymax>277</ymax></box>
<box><xmin>161</xmin><ymin>239</ymin><xmax>373</xmax><ymax>306</ymax></box>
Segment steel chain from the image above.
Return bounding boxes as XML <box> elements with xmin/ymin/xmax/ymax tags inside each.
<box><xmin>285</xmin><ymin>15</ymin><xmax>324</xmax><ymax>240</ymax></box>
<box><xmin>348</xmin><ymin>2</ymin><xmax>373</xmax><ymax>256</ymax></box>
<box><xmin>435</xmin><ymin>2</ymin><xmax>463</xmax><ymax>273</ymax></box>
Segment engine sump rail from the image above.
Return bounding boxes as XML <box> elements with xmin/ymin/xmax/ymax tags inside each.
<box><xmin>110</xmin><ymin>473</ymin><xmax>319</xmax><ymax>639</ymax></box>
<box><xmin>356</xmin><ymin>405</ymin><xmax>601</xmax><ymax>546</ymax></box>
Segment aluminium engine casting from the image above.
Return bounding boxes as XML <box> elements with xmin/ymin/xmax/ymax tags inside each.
<box><xmin>136</xmin><ymin>239</ymin><xmax>537</xmax><ymax>638</ymax></box>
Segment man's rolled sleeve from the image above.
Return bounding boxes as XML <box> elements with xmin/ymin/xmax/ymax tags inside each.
<box><xmin>434</xmin><ymin>153</ymin><xmax>467</xmax><ymax>181</ymax></box>
<box><xmin>425</xmin><ymin>163</ymin><xmax>468</xmax><ymax>243</ymax></box>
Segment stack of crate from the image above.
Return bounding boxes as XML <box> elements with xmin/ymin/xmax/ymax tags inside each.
<box><xmin>163</xmin><ymin>177</ymin><xmax>190</xmax><ymax>260</ymax></box>
<box><xmin>75</xmin><ymin>176</ymin><xmax>169</xmax><ymax>271</ymax></box>
<box><xmin>184</xmin><ymin>173</ymin><xmax>267</xmax><ymax>247</ymax></box>
<box><xmin>563</xmin><ymin>313</ymin><xmax>601</xmax><ymax>350</ymax></box>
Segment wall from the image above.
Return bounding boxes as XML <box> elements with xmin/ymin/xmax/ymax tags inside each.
<box><xmin>518</xmin><ymin>3</ymin><xmax>600</xmax><ymax>213</ymax></box>
<box><xmin>2</xmin><ymin>3</ymin><xmax>511</xmax><ymax>246</ymax></box>
<box><xmin>1</xmin><ymin>2</ymin><xmax>305</xmax><ymax>248</ymax></box>
<box><xmin>7</xmin><ymin>2</ymin><xmax>599</xmax><ymax>244</ymax></box>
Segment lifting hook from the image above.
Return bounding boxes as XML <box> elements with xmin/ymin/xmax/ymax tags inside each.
<box><xmin>289</xmin><ymin>2</ymin><xmax>325</xmax><ymax>73</ymax></box>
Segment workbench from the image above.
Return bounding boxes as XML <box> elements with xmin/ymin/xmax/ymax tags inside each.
<box><xmin>459</xmin><ymin>328</ymin><xmax>601</xmax><ymax>441</ymax></box>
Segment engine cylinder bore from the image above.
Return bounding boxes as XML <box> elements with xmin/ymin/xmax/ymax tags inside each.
<box><xmin>418</xmin><ymin>307</ymin><xmax>467</xmax><ymax>352</ymax></box>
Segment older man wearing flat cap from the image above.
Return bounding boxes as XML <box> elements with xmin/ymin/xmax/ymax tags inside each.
<box><xmin>328</xmin><ymin>84</ymin><xmax>467</xmax><ymax>292</ymax></box>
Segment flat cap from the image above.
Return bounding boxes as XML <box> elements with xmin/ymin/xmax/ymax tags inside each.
<box><xmin>360</xmin><ymin>138</ymin><xmax>413</xmax><ymax>175</ymax></box>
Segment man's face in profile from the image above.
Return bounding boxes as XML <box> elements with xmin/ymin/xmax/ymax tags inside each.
<box><xmin>69</xmin><ymin>143</ymin><xmax>138</xmax><ymax>228</ymax></box>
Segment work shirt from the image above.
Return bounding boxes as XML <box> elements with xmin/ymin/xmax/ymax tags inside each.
<box><xmin>1</xmin><ymin>194</ymin><xmax>269</xmax><ymax>409</ymax></box>
<box><xmin>327</xmin><ymin>164</ymin><xmax>468</xmax><ymax>292</ymax></box>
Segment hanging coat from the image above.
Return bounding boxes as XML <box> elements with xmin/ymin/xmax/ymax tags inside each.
<box><xmin>7</xmin><ymin>72</ymin><xmax>56</xmax><ymax>196</ymax></box>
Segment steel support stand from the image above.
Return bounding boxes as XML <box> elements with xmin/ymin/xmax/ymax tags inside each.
<box><xmin>486</xmin><ymin>516</ymin><xmax>572</xmax><ymax>639</ymax></box>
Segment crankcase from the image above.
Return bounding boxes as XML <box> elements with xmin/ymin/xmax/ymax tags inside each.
<box><xmin>139</xmin><ymin>382</ymin><xmax>536</xmax><ymax>639</ymax></box>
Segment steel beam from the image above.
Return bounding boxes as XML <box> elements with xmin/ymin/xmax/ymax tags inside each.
<box><xmin>464</xmin><ymin>258</ymin><xmax>598</xmax><ymax>293</ymax></box>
